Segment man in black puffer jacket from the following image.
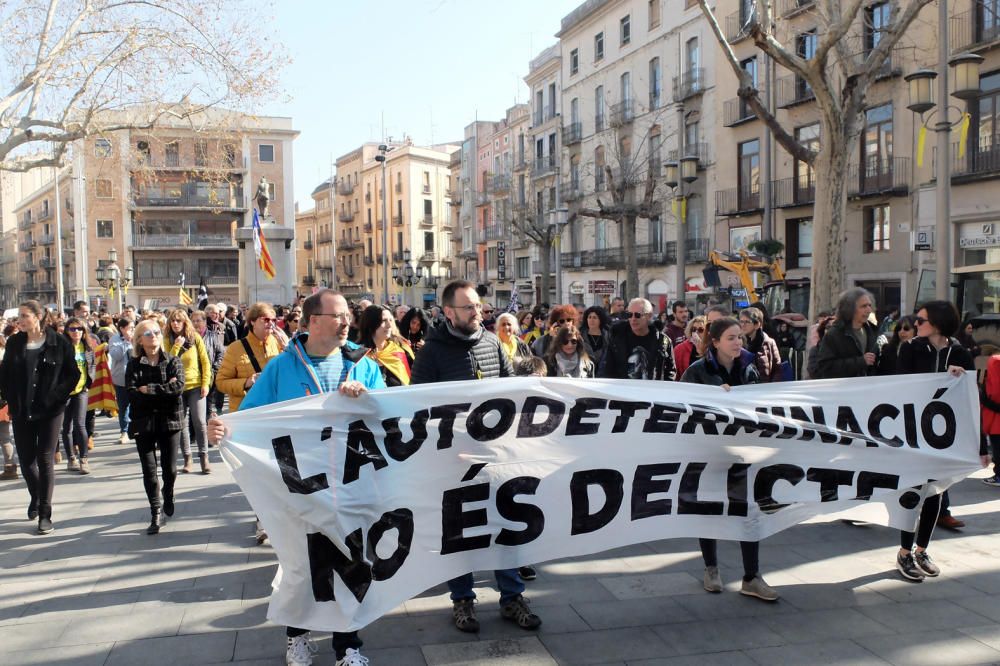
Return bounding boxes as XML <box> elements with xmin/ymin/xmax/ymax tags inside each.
<box><xmin>410</xmin><ymin>281</ymin><xmax>542</xmax><ymax>636</ymax></box>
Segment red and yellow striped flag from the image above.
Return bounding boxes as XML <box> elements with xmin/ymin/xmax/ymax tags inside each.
<box><xmin>252</xmin><ymin>209</ymin><xmax>277</xmax><ymax>280</ymax></box>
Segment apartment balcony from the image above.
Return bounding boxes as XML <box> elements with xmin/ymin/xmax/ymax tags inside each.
<box><xmin>131</xmin><ymin>156</ymin><xmax>242</xmax><ymax>172</ymax></box>
<box><xmin>715</xmin><ymin>186</ymin><xmax>763</xmax><ymax>216</ymax></box>
<box><xmin>610</xmin><ymin>98</ymin><xmax>636</xmax><ymax>127</ymax></box>
<box><xmin>952</xmin><ymin>137</ymin><xmax>1000</xmax><ymax>181</ymax></box>
<box><xmin>771</xmin><ymin>177</ymin><xmax>816</xmax><ymax>208</ymax></box>
<box><xmin>482</xmin><ymin>224</ymin><xmax>506</xmax><ymax>241</ymax></box>
<box><xmin>440</xmin><ymin>216</ymin><xmax>454</xmax><ymax>230</ymax></box>
<box><xmin>363</xmin><ymin>222</ymin><xmax>373</xmax><ymax>233</ymax></box>
<box><xmin>420</xmin><ymin>213</ymin><xmax>434</xmax><ymax>226</ymax></box>
<box><xmin>37</xmin><ymin>234</ymin><xmax>55</xmax><ymax>246</ymax></box>
<box><xmin>562</xmin><ymin>181</ymin><xmax>583</xmax><ymax>202</ymax></box>
<box><xmin>595</xmin><ymin>113</ymin><xmax>606</xmax><ymax>133</ymax></box>
<box><xmin>339</xmin><ymin>237</ymin><xmax>360</xmax><ymax>249</ymax></box>
<box><xmin>476</xmin><ymin>190</ymin><xmax>490</xmax><ymax>206</ymax></box>
<box><xmin>672</xmin><ymin>68</ymin><xmax>705</xmax><ymax>102</ymax></box>
<box><xmin>132</xmin><ymin>274</ymin><xmax>231</xmax><ymax>286</ymax></box>
<box><xmin>563</xmin><ymin>122</ymin><xmax>583</xmax><ymax>145</ymax></box>
<box><xmin>852</xmin><ymin>46</ymin><xmax>903</xmax><ymax>80</ymax></box>
<box><xmin>317</xmin><ymin>231</ymin><xmax>333</xmax><ymax>244</ymax></box>
<box><xmin>303</xmin><ymin>239</ymin><xmax>314</xmax><ymax>250</ymax></box>
<box><xmin>302</xmin><ymin>274</ymin><xmax>317</xmax><ymax>286</ymax></box>
<box><xmin>131</xmin><ymin>231</ymin><xmax>235</xmax><ymax>248</ymax></box>
<box><xmin>18</xmin><ymin>216</ymin><xmax>32</xmax><ymax>230</ymax></box>
<box><xmin>376</xmin><ymin>253</ymin><xmax>385</xmax><ymax>265</ymax></box>
<box><xmin>364</xmin><ymin>192</ymin><xmax>371</xmax><ymax>203</ymax></box>
<box><xmin>38</xmin><ymin>282</ymin><xmax>56</xmax><ymax>293</ymax></box>
<box><xmin>491</xmin><ymin>173</ymin><xmax>511</xmax><ymax>193</ymax></box>
<box><xmin>18</xmin><ymin>240</ymin><xmax>36</xmax><ymax>252</ymax></box>
<box><xmin>514</xmin><ymin>155</ymin><xmax>529</xmax><ymax>171</ymax></box>
<box><xmin>450</xmin><ymin>189</ymin><xmax>463</xmax><ymax>205</ymax></box>
<box><xmin>420</xmin><ymin>252</ymin><xmax>438</xmax><ymax>263</ymax></box>
<box><xmin>532</xmin><ymin>259</ymin><xmax>557</xmax><ymax>274</ymax></box>
<box><xmin>649</xmin><ymin>90</ymin><xmax>663</xmax><ymax>112</ymax></box>
<box><xmin>339</xmin><ymin>210</ymin><xmax>355</xmax><ymax>222</ymax></box>
<box><xmin>39</xmin><ymin>257</ymin><xmax>56</xmax><ymax>269</ymax></box>
<box><xmin>560</xmin><ymin>243</ymin><xmax>675</xmax><ymax>270</ymax></box>
<box><xmin>683</xmin><ymin>238</ymin><xmax>711</xmax><ymax>263</ymax></box>
<box><xmin>780</xmin><ymin>0</ymin><xmax>815</xmax><ymax>17</ymax></box>
<box><xmin>533</xmin><ymin>157</ymin><xmax>558</xmax><ymax>179</ymax></box>
<box><xmin>131</xmin><ymin>187</ymin><xmax>245</xmax><ymax>210</ymax></box>
<box><xmin>848</xmin><ymin>157</ymin><xmax>910</xmax><ymax>197</ymax></box>
<box><xmin>723</xmin><ymin>94</ymin><xmax>760</xmax><ymax>127</ymax></box>
<box><xmin>392</xmin><ymin>214</ymin><xmax>403</xmax><ymax>226</ymax></box>
<box><xmin>38</xmin><ymin>208</ymin><xmax>52</xmax><ymax>221</ymax></box>
<box><xmin>726</xmin><ymin>8</ymin><xmax>756</xmax><ymax>43</ymax></box>
<box><xmin>392</xmin><ymin>251</ymin><xmax>404</xmax><ymax>262</ymax></box>
<box><xmin>21</xmin><ymin>261</ymin><xmax>37</xmax><ymax>272</ymax></box>
<box><xmin>315</xmin><ymin>261</ymin><xmax>332</xmax><ymax>271</ymax></box>
<box><xmin>950</xmin><ymin>7</ymin><xmax>1000</xmax><ymax>53</ymax></box>
<box><xmin>364</xmin><ymin>256</ymin><xmax>374</xmax><ymax>266</ymax></box>
<box><xmin>777</xmin><ymin>75</ymin><xmax>815</xmax><ymax>108</ymax></box>
<box><xmin>667</xmin><ymin>142</ymin><xmax>711</xmax><ymax>167</ymax></box>
<box><xmin>337</xmin><ymin>181</ymin><xmax>354</xmax><ymax>195</ymax></box>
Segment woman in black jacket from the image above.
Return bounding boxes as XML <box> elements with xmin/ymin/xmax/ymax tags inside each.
<box><xmin>544</xmin><ymin>325</ymin><xmax>596</xmax><ymax>378</ymax></box>
<box><xmin>681</xmin><ymin>317</ymin><xmax>777</xmax><ymax>602</ymax></box>
<box><xmin>0</xmin><ymin>300</ymin><xmax>80</xmax><ymax>534</ymax></box>
<box><xmin>126</xmin><ymin>319</ymin><xmax>186</xmax><ymax>535</ymax></box>
<box><xmin>876</xmin><ymin>315</ymin><xmax>916</xmax><ymax>376</ymax></box>
<box><xmin>893</xmin><ymin>300</ymin><xmax>984</xmax><ymax>580</ymax></box>
<box><xmin>400</xmin><ymin>307</ymin><xmax>430</xmax><ymax>353</ymax></box>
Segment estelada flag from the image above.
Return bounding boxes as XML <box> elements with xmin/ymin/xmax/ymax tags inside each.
<box><xmin>87</xmin><ymin>343</ymin><xmax>118</xmax><ymax>416</ymax></box>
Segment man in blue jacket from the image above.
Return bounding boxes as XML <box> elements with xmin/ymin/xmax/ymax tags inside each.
<box><xmin>209</xmin><ymin>288</ymin><xmax>383</xmax><ymax>666</ymax></box>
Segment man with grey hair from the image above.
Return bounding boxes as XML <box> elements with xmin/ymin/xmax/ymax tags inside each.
<box><xmin>603</xmin><ymin>297</ymin><xmax>675</xmax><ymax>380</ymax></box>
<box><xmin>813</xmin><ymin>287</ymin><xmax>879</xmax><ymax>379</ymax></box>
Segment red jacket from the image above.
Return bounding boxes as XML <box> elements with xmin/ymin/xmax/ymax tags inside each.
<box><xmin>673</xmin><ymin>339</ymin><xmax>698</xmax><ymax>380</ymax></box>
<box><xmin>982</xmin><ymin>354</ymin><xmax>1000</xmax><ymax>435</ymax></box>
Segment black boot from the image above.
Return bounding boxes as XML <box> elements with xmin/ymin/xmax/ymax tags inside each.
<box><xmin>147</xmin><ymin>511</ymin><xmax>161</xmax><ymax>535</ymax></box>
<box><xmin>163</xmin><ymin>495</ymin><xmax>174</xmax><ymax>517</ymax></box>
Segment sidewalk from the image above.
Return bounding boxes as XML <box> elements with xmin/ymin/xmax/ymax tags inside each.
<box><xmin>3</xmin><ymin>416</ymin><xmax>1000</xmax><ymax>665</ymax></box>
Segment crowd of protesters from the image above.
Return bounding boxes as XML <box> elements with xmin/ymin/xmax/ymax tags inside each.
<box><xmin>0</xmin><ymin>285</ymin><xmax>994</xmax><ymax>666</ymax></box>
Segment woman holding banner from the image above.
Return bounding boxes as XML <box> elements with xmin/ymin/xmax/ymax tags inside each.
<box><xmin>680</xmin><ymin>317</ymin><xmax>779</xmax><ymax>602</ymax></box>
<box><xmin>893</xmin><ymin>300</ymin><xmax>981</xmax><ymax>581</ymax></box>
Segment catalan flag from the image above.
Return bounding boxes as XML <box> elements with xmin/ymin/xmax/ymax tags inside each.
<box><xmin>178</xmin><ymin>272</ymin><xmax>192</xmax><ymax>305</ymax></box>
<box><xmin>252</xmin><ymin>208</ymin><xmax>277</xmax><ymax>280</ymax></box>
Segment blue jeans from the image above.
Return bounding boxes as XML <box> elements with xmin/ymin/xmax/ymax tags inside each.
<box><xmin>447</xmin><ymin>568</ymin><xmax>524</xmax><ymax>605</ymax></box>
<box><xmin>114</xmin><ymin>384</ymin><xmax>131</xmax><ymax>434</ymax></box>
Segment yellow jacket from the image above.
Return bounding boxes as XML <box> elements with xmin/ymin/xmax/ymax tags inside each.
<box><xmin>168</xmin><ymin>332</ymin><xmax>212</xmax><ymax>393</ymax></box>
<box><xmin>215</xmin><ymin>334</ymin><xmax>281</xmax><ymax>412</ymax></box>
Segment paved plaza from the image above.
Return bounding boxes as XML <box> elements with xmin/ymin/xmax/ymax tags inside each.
<box><xmin>4</xmin><ymin>417</ymin><xmax>1000</xmax><ymax>665</ymax></box>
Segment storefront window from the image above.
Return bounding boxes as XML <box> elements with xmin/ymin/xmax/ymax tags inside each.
<box><xmin>960</xmin><ymin>270</ymin><xmax>1000</xmax><ymax>316</ymax></box>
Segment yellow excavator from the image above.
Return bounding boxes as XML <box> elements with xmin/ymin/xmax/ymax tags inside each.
<box><xmin>705</xmin><ymin>249</ymin><xmax>810</xmax><ymax>320</ymax></box>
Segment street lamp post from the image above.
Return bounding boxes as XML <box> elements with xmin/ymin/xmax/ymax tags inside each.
<box><xmin>905</xmin><ymin>11</ymin><xmax>983</xmax><ymax>301</ymax></box>
<box><xmin>548</xmin><ymin>207</ymin><xmax>569</xmax><ymax>304</ymax></box>
<box><xmin>665</xmin><ymin>155</ymin><xmax>699</xmax><ymax>303</ymax></box>
<box><xmin>392</xmin><ymin>249</ymin><xmax>424</xmax><ymax>305</ymax></box>
<box><xmin>375</xmin><ymin>145</ymin><xmax>391</xmax><ymax>304</ymax></box>
<box><xmin>95</xmin><ymin>247</ymin><xmax>133</xmax><ymax>314</ymax></box>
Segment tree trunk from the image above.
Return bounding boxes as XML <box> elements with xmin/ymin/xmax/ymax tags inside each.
<box><xmin>539</xmin><ymin>241</ymin><xmax>552</xmax><ymax>306</ymax></box>
<box><xmin>623</xmin><ymin>214</ymin><xmax>639</xmax><ymax>300</ymax></box>
<box><xmin>809</xmin><ymin>138</ymin><xmax>849</xmax><ymax>319</ymax></box>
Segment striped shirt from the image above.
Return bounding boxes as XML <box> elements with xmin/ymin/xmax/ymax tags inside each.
<box><xmin>307</xmin><ymin>349</ymin><xmax>347</xmax><ymax>392</ymax></box>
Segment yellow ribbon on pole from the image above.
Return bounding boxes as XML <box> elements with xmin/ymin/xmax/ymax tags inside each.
<box><xmin>680</xmin><ymin>197</ymin><xmax>687</xmax><ymax>225</ymax></box>
<box><xmin>957</xmin><ymin>113</ymin><xmax>971</xmax><ymax>158</ymax></box>
<box><xmin>917</xmin><ymin>125</ymin><xmax>927</xmax><ymax>168</ymax></box>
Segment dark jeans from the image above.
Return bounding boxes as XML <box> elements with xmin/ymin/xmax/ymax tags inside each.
<box><xmin>134</xmin><ymin>430</ymin><xmax>180</xmax><ymax>513</ymax></box>
<box><xmin>207</xmin><ymin>388</ymin><xmax>223</xmax><ymax>419</ymax></box>
<box><xmin>114</xmin><ymin>384</ymin><xmax>131</xmax><ymax>433</ymax></box>
<box><xmin>901</xmin><ymin>492</ymin><xmax>943</xmax><ymax>551</ymax></box>
<box><xmin>286</xmin><ymin>627</ymin><xmax>361</xmax><ymax>660</ymax></box>
<box><xmin>447</xmin><ymin>569</ymin><xmax>524</xmax><ymax>604</ymax></box>
<box><xmin>61</xmin><ymin>392</ymin><xmax>88</xmax><ymax>461</ymax></box>
<box><xmin>699</xmin><ymin>539</ymin><xmax>760</xmax><ymax>581</ymax></box>
<box><xmin>85</xmin><ymin>409</ymin><xmax>95</xmax><ymax>438</ymax></box>
<box><xmin>13</xmin><ymin>414</ymin><xmax>62</xmax><ymax>519</ymax></box>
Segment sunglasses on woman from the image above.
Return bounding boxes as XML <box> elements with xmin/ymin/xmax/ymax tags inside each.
<box><xmin>564</xmin><ymin>339</ymin><xmax>579</xmax><ymax>346</ymax></box>
<box><xmin>691</xmin><ymin>326</ymin><xmax>705</xmax><ymax>334</ymax></box>
<box><xmin>914</xmin><ymin>317</ymin><xmax>928</xmax><ymax>325</ymax></box>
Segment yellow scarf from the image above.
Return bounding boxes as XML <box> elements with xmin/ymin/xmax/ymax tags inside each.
<box><xmin>500</xmin><ymin>336</ymin><xmax>518</xmax><ymax>361</ymax></box>
<box><xmin>372</xmin><ymin>339</ymin><xmax>412</xmax><ymax>385</ymax></box>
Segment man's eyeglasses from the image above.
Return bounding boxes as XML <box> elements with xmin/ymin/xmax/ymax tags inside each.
<box><xmin>627</xmin><ymin>312</ymin><xmax>648</xmax><ymax>319</ymax></box>
<box><xmin>483</xmin><ymin>310</ymin><xmax>494</xmax><ymax>315</ymax></box>
<box><xmin>452</xmin><ymin>304</ymin><xmax>482</xmax><ymax>312</ymax></box>
<box><xmin>739</xmin><ymin>319</ymin><xmax>753</xmax><ymax>325</ymax></box>
<box><xmin>313</xmin><ymin>312</ymin><xmax>351</xmax><ymax>321</ymax></box>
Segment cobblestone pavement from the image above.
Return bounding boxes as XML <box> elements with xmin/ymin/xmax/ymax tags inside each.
<box><xmin>3</xmin><ymin>417</ymin><xmax>1000</xmax><ymax>665</ymax></box>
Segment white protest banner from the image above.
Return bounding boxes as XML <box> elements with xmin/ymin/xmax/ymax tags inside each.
<box><xmin>220</xmin><ymin>373</ymin><xmax>981</xmax><ymax>631</ymax></box>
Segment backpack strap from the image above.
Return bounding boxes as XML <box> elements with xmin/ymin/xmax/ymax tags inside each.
<box><xmin>240</xmin><ymin>337</ymin><xmax>263</xmax><ymax>374</ymax></box>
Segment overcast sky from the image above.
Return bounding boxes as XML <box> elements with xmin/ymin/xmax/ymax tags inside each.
<box><xmin>266</xmin><ymin>0</ymin><xmax>581</xmax><ymax>208</ymax></box>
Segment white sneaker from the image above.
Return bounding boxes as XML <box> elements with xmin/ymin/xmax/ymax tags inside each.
<box><xmin>336</xmin><ymin>648</ymin><xmax>370</xmax><ymax>666</ymax></box>
<box><xmin>285</xmin><ymin>633</ymin><xmax>317</xmax><ymax>666</ymax></box>
<box><xmin>119</xmin><ymin>433</ymin><xmax>130</xmax><ymax>445</ymax></box>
